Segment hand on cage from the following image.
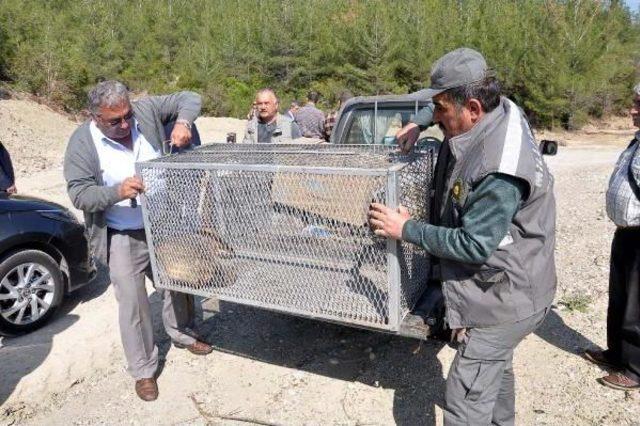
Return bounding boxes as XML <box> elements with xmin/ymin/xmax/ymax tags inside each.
<box><xmin>395</xmin><ymin>123</ymin><xmax>420</xmax><ymax>154</ymax></box>
<box><xmin>170</xmin><ymin>122</ymin><xmax>192</xmax><ymax>148</ymax></box>
<box><xmin>368</xmin><ymin>203</ymin><xmax>411</xmax><ymax>240</ymax></box>
<box><xmin>118</xmin><ymin>176</ymin><xmax>144</xmax><ymax>201</ymax></box>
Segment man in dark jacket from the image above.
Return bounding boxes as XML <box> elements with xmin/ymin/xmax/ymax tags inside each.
<box><xmin>369</xmin><ymin>48</ymin><xmax>556</xmax><ymax>425</ymax></box>
<box><xmin>0</xmin><ymin>142</ymin><xmax>16</xmax><ymax>194</ymax></box>
<box><xmin>584</xmin><ymin>82</ymin><xmax>640</xmax><ymax>391</ymax></box>
<box><xmin>64</xmin><ymin>80</ymin><xmax>212</xmax><ymax>402</ymax></box>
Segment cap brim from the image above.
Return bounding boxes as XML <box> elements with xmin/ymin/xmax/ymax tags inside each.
<box><xmin>420</xmin><ymin>87</ymin><xmax>447</xmax><ymax>100</ymax></box>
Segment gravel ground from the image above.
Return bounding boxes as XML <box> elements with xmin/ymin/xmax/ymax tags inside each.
<box><xmin>1</xmin><ymin>98</ymin><xmax>639</xmax><ymax>425</ymax></box>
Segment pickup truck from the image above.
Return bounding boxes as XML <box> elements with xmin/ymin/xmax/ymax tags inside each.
<box><xmin>326</xmin><ymin>93</ymin><xmax>447</xmax><ymax>338</ymax></box>
<box><xmin>329</xmin><ymin>92</ymin><xmax>558</xmax><ymax>155</ymax></box>
<box><xmin>323</xmin><ymin>92</ymin><xmax>557</xmax><ymax>338</ymax></box>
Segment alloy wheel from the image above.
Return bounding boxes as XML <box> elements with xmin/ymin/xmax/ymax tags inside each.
<box><xmin>0</xmin><ymin>262</ymin><xmax>56</xmax><ymax>326</ymax></box>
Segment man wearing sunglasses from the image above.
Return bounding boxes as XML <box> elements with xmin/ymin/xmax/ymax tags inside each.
<box><xmin>63</xmin><ymin>80</ymin><xmax>212</xmax><ymax>402</ymax></box>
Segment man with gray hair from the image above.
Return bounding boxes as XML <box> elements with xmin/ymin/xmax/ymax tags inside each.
<box><xmin>64</xmin><ymin>80</ymin><xmax>212</xmax><ymax>402</ymax></box>
<box><xmin>243</xmin><ymin>88</ymin><xmax>300</xmax><ymax>143</ymax></box>
<box><xmin>584</xmin><ymin>83</ymin><xmax>640</xmax><ymax>391</ymax></box>
<box><xmin>369</xmin><ymin>48</ymin><xmax>556</xmax><ymax>425</ymax></box>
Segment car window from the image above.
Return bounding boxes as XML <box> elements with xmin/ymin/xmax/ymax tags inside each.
<box><xmin>342</xmin><ymin>107</ymin><xmax>442</xmax><ymax>145</ymax></box>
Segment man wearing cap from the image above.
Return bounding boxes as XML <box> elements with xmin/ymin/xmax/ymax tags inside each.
<box><xmin>369</xmin><ymin>48</ymin><xmax>556</xmax><ymax>425</ymax></box>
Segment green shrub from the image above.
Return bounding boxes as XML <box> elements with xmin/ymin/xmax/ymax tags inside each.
<box><xmin>559</xmin><ymin>294</ymin><xmax>592</xmax><ymax>313</ymax></box>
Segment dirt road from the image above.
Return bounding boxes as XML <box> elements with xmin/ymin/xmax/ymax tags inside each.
<box><xmin>1</xmin><ymin>99</ymin><xmax>639</xmax><ymax>425</ymax></box>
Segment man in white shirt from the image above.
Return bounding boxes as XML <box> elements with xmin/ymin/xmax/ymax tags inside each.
<box><xmin>64</xmin><ymin>80</ymin><xmax>212</xmax><ymax>401</ymax></box>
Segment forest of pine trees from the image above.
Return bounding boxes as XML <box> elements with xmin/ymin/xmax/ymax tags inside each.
<box><xmin>0</xmin><ymin>0</ymin><xmax>638</xmax><ymax>128</ymax></box>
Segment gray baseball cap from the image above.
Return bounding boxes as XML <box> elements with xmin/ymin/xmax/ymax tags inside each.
<box><xmin>423</xmin><ymin>48</ymin><xmax>488</xmax><ymax>99</ymax></box>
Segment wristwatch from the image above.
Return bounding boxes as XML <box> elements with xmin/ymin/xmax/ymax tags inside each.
<box><xmin>176</xmin><ymin>119</ymin><xmax>192</xmax><ymax>130</ymax></box>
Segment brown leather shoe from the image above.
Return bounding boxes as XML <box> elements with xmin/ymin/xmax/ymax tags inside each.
<box><xmin>598</xmin><ymin>372</ymin><xmax>640</xmax><ymax>390</ymax></box>
<box><xmin>583</xmin><ymin>349</ymin><xmax>621</xmax><ymax>369</ymax></box>
<box><xmin>135</xmin><ymin>378</ymin><xmax>158</xmax><ymax>401</ymax></box>
<box><xmin>174</xmin><ymin>340</ymin><xmax>213</xmax><ymax>355</ymax></box>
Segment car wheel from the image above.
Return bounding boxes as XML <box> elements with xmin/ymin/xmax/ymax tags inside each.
<box><xmin>540</xmin><ymin>139</ymin><xmax>559</xmax><ymax>156</ymax></box>
<box><xmin>0</xmin><ymin>250</ymin><xmax>64</xmax><ymax>336</ymax></box>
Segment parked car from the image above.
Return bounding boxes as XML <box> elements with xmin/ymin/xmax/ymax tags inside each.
<box><xmin>0</xmin><ymin>193</ymin><xmax>95</xmax><ymax>336</ymax></box>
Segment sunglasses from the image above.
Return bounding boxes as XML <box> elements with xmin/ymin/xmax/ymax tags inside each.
<box><xmin>100</xmin><ymin>110</ymin><xmax>134</xmax><ymax>127</ymax></box>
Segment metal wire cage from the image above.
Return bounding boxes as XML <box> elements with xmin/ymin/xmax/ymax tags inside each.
<box><xmin>136</xmin><ymin>144</ymin><xmax>435</xmax><ymax>331</ymax></box>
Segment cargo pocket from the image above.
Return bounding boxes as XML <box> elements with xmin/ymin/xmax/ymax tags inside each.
<box><xmin>464</xmin><ymin>360</ymin><xmax>486</xmax><ymax>402</ymax></box>
<box><xmin>452</xmin><ymin>354</ymin><xmax>494</xmax><ymax>403</ymax></box>
<box><xmin>473</xmin><ymin>267</ymin><xmax>506</xmax><ymax>293</ymax></box>
<box><xmin>462</xmin><ymin>328</ymin><xmax>513</xmax><ymax>361</ymax></box>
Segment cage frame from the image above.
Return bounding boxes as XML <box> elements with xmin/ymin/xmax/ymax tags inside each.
<box><xmin>136</xmin><ymin>144</ymin><xmax>433</xmax><ymax>334</ymax></box>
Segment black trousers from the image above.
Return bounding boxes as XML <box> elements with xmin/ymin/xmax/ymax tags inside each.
<box><xmin>607</xmin><ymin>227</ymin><xmax>640</xmax><ymax>381</ymax></box>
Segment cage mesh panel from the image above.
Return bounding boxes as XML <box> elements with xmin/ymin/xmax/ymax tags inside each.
<box><xmin>140</xmin><ymin>145</ymin><xmax>433</xmax><ymax>329</ymax></box>
<box><xmin>397</xmin><ymin>153</ymin><xmax>433</xmax><ymax>317</ymax></box>
<box><xmin>155</xmin><ymin>144</ymin><xmax>410</xmax><ymax>169</ymax></box>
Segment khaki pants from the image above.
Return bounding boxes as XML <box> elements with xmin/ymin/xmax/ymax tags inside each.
<box><xmin>108</xmin><ymin>229</ymin><xmax>196</xmax><ymax>380</ymax></box>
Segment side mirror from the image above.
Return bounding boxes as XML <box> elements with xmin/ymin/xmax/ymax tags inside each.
<box><xmin>539</xmin><ymin>139</ymin><xmax>558</xmax><ymax>156</ymax></box>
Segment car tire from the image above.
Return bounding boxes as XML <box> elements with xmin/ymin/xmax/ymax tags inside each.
<box><xmin>0</xmin><ymin>250</ymin><xmax>64</xmax><ymax>336</ymax></box>
<box><xmin>540</xmin><ymin>139</ymin><xmax>558</xmax><ymax>156</ymax></box>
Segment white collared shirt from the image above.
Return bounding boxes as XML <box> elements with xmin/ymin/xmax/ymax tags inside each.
<box><xmin>89</xmin><ymin>120</ymin><xmax>160</xmax><ymax>230</ymax></box>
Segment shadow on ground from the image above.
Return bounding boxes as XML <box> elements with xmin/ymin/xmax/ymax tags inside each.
<box><xmin>0</xmin><ymin>314</ymin><xmax>79</xmax><ymax>406</ymax></box>
<box><xmin>0</xmin><ymin>268</ymin><xmax>109</xmax><ymax>407</ymax></box>
<box><xmin>186</xmin><ymin>299</ymin><xmax>448</xmax><ymax>425</ymax></box>
<box><xmin>534</xmin><ymin>306</ymin><xmax>595</xmax><ymax>356</ymax></box>
<box><xmin>144</xmin><ymin>296</ymin><xmax>595</xmax><ymax>424</ymax></box>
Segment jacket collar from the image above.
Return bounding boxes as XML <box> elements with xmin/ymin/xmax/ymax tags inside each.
<box><xmin>249</xmin><ymin>114</ymin><xmax>284</xmax><ymax>134</ymax></box>
<box><xmin>447</xmin><ymin>97</ymin><xmax>508</xmax><ymax>160</ymax></box>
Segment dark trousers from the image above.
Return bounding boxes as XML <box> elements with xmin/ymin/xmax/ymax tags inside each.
<box><xmin>607</xmin><ymin>227</ymin><xmax>640</xmax><ymax>381</ymax></box>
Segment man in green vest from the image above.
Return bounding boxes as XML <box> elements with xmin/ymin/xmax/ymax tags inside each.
<box><xmin>370</xmin><ymin>48</ymin><xmax>557</xmax><ymax>425</ymax></box>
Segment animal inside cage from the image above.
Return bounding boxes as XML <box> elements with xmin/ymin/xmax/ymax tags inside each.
<box><xmin>136</xmin><ymin>144</ymin><xmax>435</xmax><ymax>332</ymax></box>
